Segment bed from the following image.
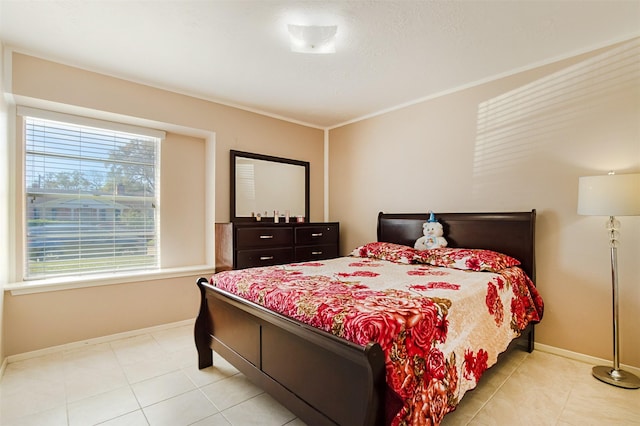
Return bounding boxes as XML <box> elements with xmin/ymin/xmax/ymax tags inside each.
<box><xmin>194</xmin><ymin>211</ymin><xmax>542</xmax><ymax>425</ymax></box>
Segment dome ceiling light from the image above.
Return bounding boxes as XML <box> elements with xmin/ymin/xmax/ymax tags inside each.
<box><xmin>287</xmin><ymin>24</ymin><xmax>337</xmax><ymax>54</ymax></box>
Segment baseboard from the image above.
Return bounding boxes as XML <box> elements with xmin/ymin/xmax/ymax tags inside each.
<box><xmin>3</xmin><ymin>318</ymin><xmax>194</xmax><ymax>366</ymax></box>
<box><xmin>535</xmin><ymin>343</ymin><xmax>640</xmax><ymax>377</ymax></box>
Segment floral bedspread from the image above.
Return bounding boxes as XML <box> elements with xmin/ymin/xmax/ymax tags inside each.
<box><xmin>212</xmin><ymin>255</ymin><xmax>543</xmax><ymax>425</ymax></box>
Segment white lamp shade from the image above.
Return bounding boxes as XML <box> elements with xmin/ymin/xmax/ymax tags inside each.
<box><xmin>578</xmin><ymin>173</ymin><xmax>640</xmax><ymax>216</ymax></box>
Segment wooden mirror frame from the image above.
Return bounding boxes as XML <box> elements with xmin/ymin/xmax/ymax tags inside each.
<box><xmin>230</xmin><ymin>150</ymin><xmax>310</xmax><ymax>222</ymax></box>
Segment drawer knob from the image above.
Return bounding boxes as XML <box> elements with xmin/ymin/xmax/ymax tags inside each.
<box><xmin>311</xmin><ymin>233</ymin><xmax>323</xmax><ymax>237</ymax></box>
<box><xmin>259</xmin><ymin>235</ymin><xmax>274</xmax><ymax>239</ymax></box>
<box><xmin>311</xmin><ymin>251</ymin><xmax>323</xmax><ymax>255</ymax></box>
<box><xmin>260</xmin><ymin>256</ymin><xmax>274</xmax><ymax>261</ymax></box>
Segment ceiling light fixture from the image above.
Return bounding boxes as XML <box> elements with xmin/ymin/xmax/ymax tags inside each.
<box><xmin>287</xmin><ymin>24</ymin><xmax>337</xmax><ymax>54</ymax></box>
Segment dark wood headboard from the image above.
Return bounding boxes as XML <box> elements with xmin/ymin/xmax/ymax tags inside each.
<box><xmin>377</xmin><ymin>211</ymin><xmax>536</xmax><ymax>282</ymax></box>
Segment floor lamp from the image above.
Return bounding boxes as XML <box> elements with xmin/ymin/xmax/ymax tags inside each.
<box><xmin>578</xmin><ymin>172</ymin><xmax>640</xmax><ymax>389</ymax></box>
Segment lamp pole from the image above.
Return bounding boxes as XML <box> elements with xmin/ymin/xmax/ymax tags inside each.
<box><xmin>591</xmin><ymin>215</ymin><xmax>640</xmax><ymax>389</ymax></box>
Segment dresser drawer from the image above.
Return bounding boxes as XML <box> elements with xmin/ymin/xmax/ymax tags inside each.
<box><xmin>295</xmin><ymin>225</ymin><xmax>338</xmax><ymax>246</ymax></box>
<box><xmin>236</xmin><ymin>248</ymin><xmax>294</xmax><ymax>269</ymax></box>
<box><xmin>295</xmin><ymin>244</ymin><xmax>339</xmax><ymax>262</ymax></box>
<box><xmin>236</xmin><ymin>227</ymin><xmax>293</xmax><ymax>249</ymax></box>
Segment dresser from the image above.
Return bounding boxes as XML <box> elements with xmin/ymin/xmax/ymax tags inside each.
<box><xmin>218</xmin><ymin>222</ymin><xmax>339</xmax><ymax>270</ymax></box>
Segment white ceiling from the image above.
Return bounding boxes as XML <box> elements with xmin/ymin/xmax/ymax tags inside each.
<box><xmin>1</xmin><ymin>1</ymin><xmax>639</xmax><ymax>128</ymax></box>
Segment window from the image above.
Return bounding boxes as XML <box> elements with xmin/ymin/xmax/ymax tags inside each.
<box><xmin>21</xmin><ymin>108</ymin><xmax>164</xmax><ymax>279</ymax></box>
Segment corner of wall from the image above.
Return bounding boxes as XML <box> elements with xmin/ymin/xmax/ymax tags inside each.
<box><xmin>0</xmin><ymin>41</ymin><xmax>10</xmax><ymax>367</ymax></box>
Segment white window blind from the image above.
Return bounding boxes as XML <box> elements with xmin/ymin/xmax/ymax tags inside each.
<box><xmin>22</xmin><ymin>110</ymin><xmax>161</xmax><ymax>279</ymax></box>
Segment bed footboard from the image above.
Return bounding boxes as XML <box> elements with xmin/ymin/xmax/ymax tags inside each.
<box><xmin>195</xmin><ymin>277</ymin><xmax>214</xmax><ymax>369</ymax></box>
<box><xmin>195</xmin><ymin>277</ymin><xmax>387</xmax><ymax>426</ymax></box>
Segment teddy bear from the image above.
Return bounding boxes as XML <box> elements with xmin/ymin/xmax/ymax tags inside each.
<box><xmin>414</xmin><ymin>212</ymin><xmax>448</xmax><ymax>250</ymax></box>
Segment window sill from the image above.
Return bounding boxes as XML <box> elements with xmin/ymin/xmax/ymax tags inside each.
<box><xmin>5</xmin><ymin>265</ymin><xmax>216</xmax><ymax>295</ymax></box>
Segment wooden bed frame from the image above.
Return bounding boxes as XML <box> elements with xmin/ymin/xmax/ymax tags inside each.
<box><xmin>194</xmin><ymin>210</ymin><xmax>536</xmax><ymax>425</ymax></box>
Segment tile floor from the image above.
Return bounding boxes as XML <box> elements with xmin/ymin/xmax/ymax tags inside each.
<box><xmin>0</xmin><ymin>322</ymin><xmax>638</xmax><ymax>426</ymax></box>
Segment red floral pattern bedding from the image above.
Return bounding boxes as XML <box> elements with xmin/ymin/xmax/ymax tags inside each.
<box><xmin>212</xmin><ymin>255</ymin><xmax>543</xmax><ymax>425</ymax></box>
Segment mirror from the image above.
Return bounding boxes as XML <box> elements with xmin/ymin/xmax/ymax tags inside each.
<box><xmin>231</xmin><ymin>150</ymin><xmax>309</xmax><ymax>222</ymax></box>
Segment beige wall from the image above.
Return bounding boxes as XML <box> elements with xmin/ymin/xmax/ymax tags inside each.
<box><xmin>329</xmin><ymin>38</ymin><xmax>640</xmax><ymax>368</ymax></box>
<box><xmin>0</xmin><ymin>43</ymin><xmax>9</xmax><ymax>362</ymax></box>
<box><xmin>9</xmin><ymin>53</ymin><xmax>325</xmax><ymax>223</ymax></box>
<box><xmin>3</xmin><ymin>52</ymin><xmax>324</xmax><ymax>356</ymax></box>
<box><xmin>4</xmin><ymin>277</ymin><xmax>199</xmax><ymax>355</ymax></box>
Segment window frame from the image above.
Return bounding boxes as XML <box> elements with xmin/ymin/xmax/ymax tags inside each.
<box><xmin>18</xmin><ymin>106</ymin><xmax>166</xmax><ymax>281</ymax></box>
